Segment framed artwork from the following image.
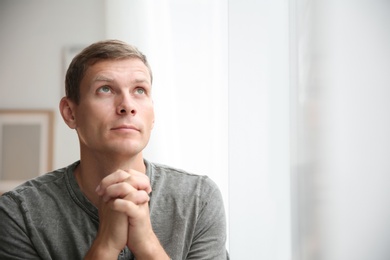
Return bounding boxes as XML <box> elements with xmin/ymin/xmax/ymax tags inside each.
<box><xmin>0</xmin><ymin>110</ymin><xmax>54</xmax><ymax>194</ymax></box>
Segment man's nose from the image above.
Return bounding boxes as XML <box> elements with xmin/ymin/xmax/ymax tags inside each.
<box><xmin>116</xmin><ymin>93</ymin><xmax>136</xmax><ymax>115</ymax></box>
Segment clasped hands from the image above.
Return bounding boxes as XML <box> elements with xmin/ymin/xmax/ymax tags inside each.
<box><xmin>87</xmin><ymin>169</ymin><xmax>167</xmax><ymax>259</ymax></box>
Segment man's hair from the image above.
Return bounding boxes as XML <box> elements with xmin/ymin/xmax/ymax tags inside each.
<box><xmin>65</xmin><ymin>39</ymin><xmax>153</xmax><ymax>104</ymax></box>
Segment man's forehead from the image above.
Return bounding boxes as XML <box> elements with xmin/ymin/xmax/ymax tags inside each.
<box><xmin>85</xmin><ymin>59</ymin><xmax>151</xmax><ymax>83</ymax></box>
<box><xmin>91</xmin><ymin>75</ymin><xmax>150</xmax><ymax>85</ymax></box>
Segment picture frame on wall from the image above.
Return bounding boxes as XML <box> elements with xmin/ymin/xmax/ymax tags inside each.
<box><xmin>0</xmin><ymin>110</ymin><xmax>54</xmax><ymax>194</ymax></box>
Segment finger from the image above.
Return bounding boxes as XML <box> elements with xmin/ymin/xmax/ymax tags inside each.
<box><xmin>99</xmin><ymin>171</ymin><xmax>151</xmax><ymax>194</ymax></box>
<box><xmin>96</xmin><ymin>169</ymin><xmax>152</xmax><ymax>195</ymax></box>
<box><xmin>96</xmin><ymin>169</ymin><xmax>130</xmax><ymax>195</ymax></box>
<box><xmin>110</xmin><ymin>197</ymin><xmax>150</xmax><ymax>219</ymax></box>
<box><xmin>102</xmin><ymin>182</ymin><xmax>135</xmax><ymax>202</ymax></box>
<box><xmin>125</xmin><ymin>169</ymin><xmax>152</xmax><ymax>194</ymax></box>
<box><xmin>123</xmin><ymin>189</ymin><xmax>150</xmax><ymax>205</ymax></box>
<box><xmin>103</xmin><ymin>184</ymin><xmax>150</xmax><ymax>204</ymax></box>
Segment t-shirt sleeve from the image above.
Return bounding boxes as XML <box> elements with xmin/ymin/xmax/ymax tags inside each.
<box><xmin>0</xmin><ymin>193</ymin><xmax>40</xmax><ymax>259</ymax></box>
<box><xmin>186</xmin><ymin>177</ymin><xmax>228</xmax><ymax>260</ymax></box>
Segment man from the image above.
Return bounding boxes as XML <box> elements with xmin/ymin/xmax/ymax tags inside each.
<box><xmin>0</xmin><ymin>40</ymin><xmax>228</xmax><ymax>259</ymax></box>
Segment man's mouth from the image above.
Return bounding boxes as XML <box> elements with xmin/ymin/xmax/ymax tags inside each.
<box><xmin>111</xmin><ymin>124</ymin><xmax>140</xmax><ymax>132</ymax></box>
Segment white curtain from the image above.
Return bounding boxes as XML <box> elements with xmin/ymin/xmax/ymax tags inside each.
<box><xmin>292</xmin><ymin>1</ymin><xmax>390</xmax><ymax>259</ymax></box>
<box><xmin>104</xmin><ymin>0</ymin><xmax>229</xmax><ymax>237</ymax></box>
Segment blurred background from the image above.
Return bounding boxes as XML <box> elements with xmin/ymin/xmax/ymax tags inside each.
<box><xmin>1</xmin><ymin>0</ymin><xmax>390</xmax><ymax>259</ymax></box>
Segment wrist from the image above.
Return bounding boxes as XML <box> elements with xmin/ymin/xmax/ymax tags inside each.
<box><xmin>130</xmin><ymin>233</ymin><xmax>170</xmax><ymax>260</ymax></box>
<box><xmin>84</xmin><ymin>237</ymin><xmax>122</xmax><ymax>260</ymax></box>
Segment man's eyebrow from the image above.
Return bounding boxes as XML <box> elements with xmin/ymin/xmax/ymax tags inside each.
<box><xmin>133</xmin><ymin>78</ymin><xmax>150</xmax><ymax>84</ymax></box>
<box><xmin>91</xmin><ymin>76</ymin><xmax>151</xmax><ymax>85</ymax></box>
<box><xmin>92</xmin><ymin>75</ymin><xmax>113</xmax><ymax>82</ymax></box>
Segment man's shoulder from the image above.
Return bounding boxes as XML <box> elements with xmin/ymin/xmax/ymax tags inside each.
<box><xmin>0</xmin><ymin>162</ymin><xmax>78</xmax><ymax>204</ymax></box>
<box><xmin>146</xmin><ymin>160</ymin><xmax>219</xmax><ymax>195</ymax></box>
<box><xmin>147</xmin><ymin>160</ymin><xmax>207</xmax><ymax>182</ymax></box>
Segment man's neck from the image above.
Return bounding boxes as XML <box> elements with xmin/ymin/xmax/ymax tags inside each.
<box><xmin>74</xmin><ymin>152</ymin><xmax>145</xmax><ymax>207</ymax></box>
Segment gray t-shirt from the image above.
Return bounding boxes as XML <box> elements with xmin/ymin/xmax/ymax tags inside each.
<box><xmin>0</xmin><ymin>160</ymin><xmax>228</xmax><ymax>259</ymax></box>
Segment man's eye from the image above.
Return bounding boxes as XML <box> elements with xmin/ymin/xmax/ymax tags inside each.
<box><xmin>135</xmin><ymin>88</ymin><xmax>145</xmax><ymax>95</ymax></box>
<box><xmin>98</xmin><ymin>86</ymin><xmax>111</xmax><ymax>93</ymax></box>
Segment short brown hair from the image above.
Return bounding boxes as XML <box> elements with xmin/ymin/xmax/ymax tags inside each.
<box><xmin>65</xmin><ymin>39</ymin><xmax>152</xmax><ymax>104</ymax></box>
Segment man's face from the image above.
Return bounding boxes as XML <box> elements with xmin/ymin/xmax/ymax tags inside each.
<box><xmin>71</xmin><ymin>58</ymin><xmax>154</xmax><ymax>158</ymax></box>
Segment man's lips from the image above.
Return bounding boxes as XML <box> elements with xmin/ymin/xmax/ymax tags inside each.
<box><xmin>111</xmin><ymin>125</ymin><xmax>140</xmax><ymax>132</ymax></box>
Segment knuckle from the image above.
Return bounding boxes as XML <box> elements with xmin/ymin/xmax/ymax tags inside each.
<box><xmin>116</xmin><ymin>169</ymin><xmax>129</xmax><ymax>179</ymax></box>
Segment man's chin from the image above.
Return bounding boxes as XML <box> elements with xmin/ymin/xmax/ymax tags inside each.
<box><xmin>107</xmin><ymin>143</ymin><xmax>144</xmax><ymax>156</ymax></box>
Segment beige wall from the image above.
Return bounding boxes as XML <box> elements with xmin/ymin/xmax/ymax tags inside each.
<box><xmin>0</xmin><ymin>0</ymin><xmax>105</xmax><ymax>172</ymax></box>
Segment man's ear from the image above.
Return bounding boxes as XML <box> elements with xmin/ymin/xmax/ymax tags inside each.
<box><xmin>59</xmin><ymin>97</ymin><xmax>77</xmax><ymax>129</ymax></box>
